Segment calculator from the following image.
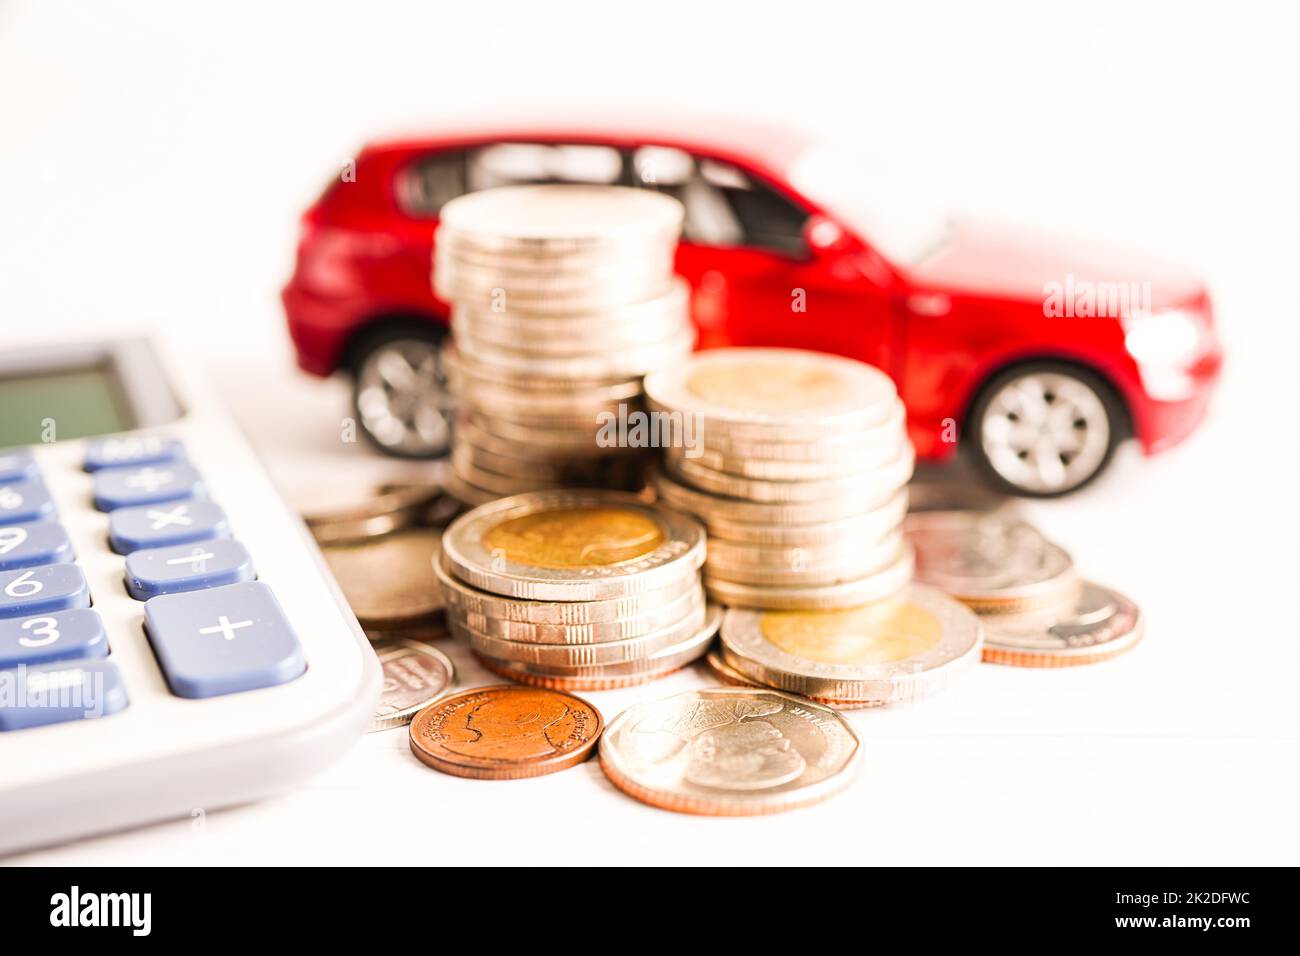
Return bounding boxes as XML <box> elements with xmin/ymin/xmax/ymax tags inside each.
<box><xmin>0</xmin><ymin>336</ymin><xmax>380</xmax><ymax>855</ymax></box>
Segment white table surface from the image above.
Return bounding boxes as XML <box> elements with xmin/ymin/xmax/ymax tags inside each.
<box><xmin>3</xmin><ymin>0</ymin><xmax>1298</xmax><ymax>865</ymax></box>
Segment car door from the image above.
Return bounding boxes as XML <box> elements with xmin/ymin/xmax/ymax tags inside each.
<box><xmin>629</xmin><ymin>146</ymin><xmax>896</xmax><ymax>374</ymax></box>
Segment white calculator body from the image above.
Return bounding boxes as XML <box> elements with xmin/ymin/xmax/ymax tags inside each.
<box><xmin>0</xmin><ymin>336</ymin><xmax>380</xmax><ymax>855</ymax></box>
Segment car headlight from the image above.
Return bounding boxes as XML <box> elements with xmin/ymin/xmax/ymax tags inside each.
<box><xmin>1124</xmin><ymin>309</ymin><xmax>1205</xmax><ymax>367</ymax></box>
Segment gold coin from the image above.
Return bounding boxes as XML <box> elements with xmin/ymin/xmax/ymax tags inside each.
<box><xmin>483</xmin><ymin>506</ymin><xmax>664</xmax><ymax>569</ymax></box>
<box><xmin>719</xmin><ymin>585</ymin><xmax>981</xmax><ymax>705</ymax></box>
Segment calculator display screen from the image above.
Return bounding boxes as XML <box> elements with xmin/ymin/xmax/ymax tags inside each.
<box><xmin>0</xmin><ymin>364</ymin><xmax>136</xmax><ymax>446</ymax></box>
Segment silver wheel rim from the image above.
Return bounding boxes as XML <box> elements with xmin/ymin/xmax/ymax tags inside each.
<box><xmin>979</xmin><ymin>371</ymin><xmax>1110</xmax><ymax>494</ymax></box>
<box><xmin>356</xmin><ymin>339</ymin><xmax>452</xmax><ymax>456</ymax></box>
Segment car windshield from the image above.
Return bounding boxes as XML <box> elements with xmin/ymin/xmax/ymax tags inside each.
<box><xmin>786</xmin><ymin>140</ymin><xmax>952</xmax><ymax>267</ymax></box>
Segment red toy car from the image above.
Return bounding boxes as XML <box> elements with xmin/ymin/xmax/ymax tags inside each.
<box><xmin>282</xmin><ymin>117</ymin><xmax>1222</xmax><ymax>496</ymax></box>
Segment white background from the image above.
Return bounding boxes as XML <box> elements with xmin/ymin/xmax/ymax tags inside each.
<box><xmin>2</xmin><ymin>0</ymin><xmax>1298</xmax><ymax>865</ymax></box>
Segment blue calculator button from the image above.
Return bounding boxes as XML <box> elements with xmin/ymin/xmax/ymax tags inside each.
<box><xmin>0</xmin><ymin>660</ymin><xmax>128</xmax><ymax>731</ymax></box>
<box><xmin>108</xmin><ymin>499</ymin><xmax>230</xmax><ymax>554</ymax></box>
<box><xmin>93</xmin><ymin>462</ymin><xmax>205</xmax><ymax>512</ymax></box>
<box><xmin>0</xmin><ymin>479</ymin><xmax>56</xmax><ymax>524</ymax></box>
<box><xmin>0</xmin><ymin>449</ymin><xmax>39</xmax><ymax>483</ymax></box>
<box><xmin>0</xmin><ymin>564</ymin><xmax>90</xmax><ymax>618</ymax></box>
<box><xmin>0</xmin><ymin>609</ymin><xmax>108</xmax><ymax>668</ymax></box>
<box><xmin>83</xmin><ymin>435</ymin><xmax>185</xmax><ymax>472</ymax></box>
<box><xmin>0</xmin><ymin>520</ymin><xmax>74</xmax><ymax>571</ymax></box>
<box><xmin>144</xmin><ymin>581</ymin><xmax>305</xmax><ymax>699</ymax></box>
<box><xmin>126</xmin><ymin>538</ymin><xmax>255</xmax><ymax>600</ymax></box>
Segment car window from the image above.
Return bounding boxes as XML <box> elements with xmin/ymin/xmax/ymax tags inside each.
<box><xmin>631</xmin><ymin>146</ymin><xmax>809</xmax><ymax>256</ymax></box>
<box><xmin>467</xmin><ymin>143</ymin><xmax>623</xmax><ymax>190</ymax></box>
<box><xmin>398</xmin><ymin>150</ymin><xmax>468</xmax><ymax>216</ymax></box>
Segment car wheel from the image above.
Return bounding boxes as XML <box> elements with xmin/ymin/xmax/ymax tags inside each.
<box><xmin>966</xmin><ymin>362</ymin><xmax>1124</xmax><ymax>497</ymax></box>
<box><xmin>351</xmin><ymin>328</ymin><xmax>453</xmax><ymax>458</ymax></box>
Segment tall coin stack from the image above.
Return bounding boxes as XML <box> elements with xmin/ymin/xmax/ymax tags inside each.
<box><xmin>434</xmin><ymin>184</ymin><xmax>691</xmax><ymax>504</ymax></box>
<box><xmin>436</xmin><ymin>490</ymin><xmax>719</xmax><ymax>689</ymax></box>
<box><xmin>646</xmin><ymin>348</ymin><xmax>915</xmax><ymax>610</ymax></box>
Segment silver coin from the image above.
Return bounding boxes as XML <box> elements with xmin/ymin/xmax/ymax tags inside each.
<box><xmin>644</xmin><ymin>347</ymin><xmax>898</xmax><ymax>440</ymax></box>
<box><xmin>441</xmin><ymin>489</ymin><xmax>705</xmax><ymax>601</ymax></box>
<box><xmin>666</xmin><ymin>446</ymin><xmax>914</xmax><ymax>503</ymax></box>
<box><xmin>455</xmin><ymin>325</ymin><xmax>695</xmax><ymax>379</ymax></box>
<box><xmin>453</xmin><ymin>312</ymin><xmax>688</xmax><ymax>357</ymax></box>
<box><xmin>436</xmin><ymin>260</ymin><xmax>674</xmax><ymax>312</ymax></box>
<box><xmin>453</xmin><ymin>279</ymin><xmax>689</xmax><ymax>338</ymax></box>
<box><xmin>478</xmin><ymin>604</ymin><xmax>720</xmax><ymax>677</ymax></box>
<box><xmin>368</xmin><ymin>639</ymin><xmax>456</xmax><ymax>732</ymax></box>
<box><xmin>703</xmin><ymin>530</ymin><xmax>905</xmax><ymax>588</ymax></box>
<box><xmin>435</xmin><ymin>555</ymin><xmax>700</xmax><ymax>628</ymax></box>
<box><xmin>696</xmin><ymin>400</ymin><xmax>908</xmax><ymax>462</ymax></box>
<box><xmin>671</xmin><ymin>438</ymin><xmax>904</xmax><ymax>481</ymax></box>
<box><xmin>598</xmin><ymin>688</ymin><xmax>863</xmax><ymax>816</ymax></box>
<box><xmin>451</xmin><ymin>584</ymin><xmax>704</xmax><ymax>645</ymax></box>
<box><xmin>719</xmin><ymin>584</ymin><xmax>982</xmax><ymax>704</ymax></box>
<box><xmin>463</xmin><ymin>601</ymin><xmax>707</xmax><ymax>667</ymax></box>
<box><xmin>905</xmin><ymin>510</ymin><xmax>1078</xmax><ymax>609</ymax></box>
<box><xmin>703</xmin><ymin>491</ymin><xmax>909</xmax><ymax>546</ymax></box>
<box><xmin>704</xmin><ymin>546</ymin><xmax>915</xmax><ymax>610</ymax></box>
<box><xmin>436</xmin><ymin>184</ymin><xmax>684</xmax><ymax>254</ymax></box>
<box><xmin>455</xmin><ymin>419</ymin><xmax>643</xmax><ymax>463</ymax></box>
<box><xmin>442</xmin><ymin>346</ymin><xmax>633</xmax><ymax>392</ymax></box>
<box><xmin>981</xmin><ymin>581</ymin><xmax>1144</xmax><ymax>666</ymax></box>
<box><xmin>452</xmin><ymin>442</ymin><xmax>645</xmax><ymax>485</ymax></box>
<box><xmin>652</xmin><ymin>468</ymin><xmax>901</xmax><ymax>525</ymax></box>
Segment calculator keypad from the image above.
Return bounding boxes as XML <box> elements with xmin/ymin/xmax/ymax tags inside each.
<box><xmin>0</xmin><ymin>520</ymin><xmax>74</xmax><ymax>571</ymax></box>
<box><xmin>144</xmin><ymin>581</ymin><xmax>306</xmax><ymax>699</ymax></box>
<box><xmin>0</xmin><ymin>660</ymin><xmax>128</xmax><ymax>732</ymax></box>
<box><xmin>92</xmin><ymin>462</ymin><xmax>206</xmax><ymax>512</ymax></box>
<box><xmin>83</xmin><ymin>435</ymin><xmax>186</xmax><ymax>472</ymax></box>
<box><xmin>0</xmin><ymin>608</ymin><xmax>108</xmax><ymax>668</ymax></box>
<box><xmin>0</xmin><ymin>564</ymin><xmax>91</xmax><ymax>617</ymax></box>
<box><xmin>108</xmin><ymin>499</ymin><xmax>230</xmax><ymax>554</ymax></box>
<box><xmin>0</xmin><ymin>478</ymin><xmax>57</xmax><ymax>524</ymax></box>
<box><xmin>0</xmin><ymin>434</ymin><xmax>307</xmax><ymax>732</ymax></box>
<box><xmin>126</xmin><ymin>539</ymin><xmax>255</xmax><ymax>600</ymax></box>
<box><xmin>0</xmin><ymin>449</ymin><xmax>39</xmax><ymax>483</ymax></box>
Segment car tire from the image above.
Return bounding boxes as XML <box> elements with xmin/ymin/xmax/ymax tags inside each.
<box><xmin>965</xmin><ymin>361</ymin><xmax>1126</xmax><ymax>498</ymax></box>
<box><xmin>349</xmin><ymin>323</ymin><xmax>453</xmax><ymax>459</ymax></box>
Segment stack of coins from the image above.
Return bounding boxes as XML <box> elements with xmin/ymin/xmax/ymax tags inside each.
<box><xmin>711</xmin><ymin>585</ymin><xmax>983</xmax><ymax>708</ymax></box>
<box><xmin>434</xmin><ymin>184</ymin><xmax>692</xmax><ymax>503</ymax></box>
<box><xmin>645</xmin><ymin>348</ymin><xmax>915</xmax><ymax>610</ymax></box>
<box><xmin>905</xmin><ymin>510</ymin><xmax>1143</xmax><ymax>666</ymax></box>
<box><xmin>437</xmin><ymin>489</ymin><xmax>719</xmax><ymax>689</ymax></box>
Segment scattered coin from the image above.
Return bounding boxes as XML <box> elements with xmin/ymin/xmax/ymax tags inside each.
<box><xmin>599</xmin><ymin>688</ymin><xmax>863</xmax><ymax>815</ymax></box>
<box><xmin>320</xmin><ymin>525</ymin><xmax>444</xmax><ymax>627</ymax></box>
<box><xmin>905</xmin><ymin>510</ymin><xmax>1079</xmax><ymax>612</ymax></box>
<box><xmin>369</xmin><ymin>638</ymin><xmax>455</xmax><ymax>732</ymax></box>
<box><xmin>981</xmin><ymin>581</ymin><xmax>1144</xmax><ymax>667</ymax></box>
<box><xmin>719</xmin><ymin>585</ymin><xmax>982</xmax><ymax>706</ymax></box>
<box><xmin>300</xmin><ymin>483</ymin><xmax>450</xmax><ymax>545</ymax></box>
<box><xmin>408</xmin><ymin>685</ymin><xmax>603</xmax><ymax>779</ymax></box>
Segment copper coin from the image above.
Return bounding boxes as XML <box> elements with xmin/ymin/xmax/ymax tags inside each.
<box><xmin>408</xmin><ymin>685</ymin><xmax>603</xmax><ymax>779</ymax></box>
